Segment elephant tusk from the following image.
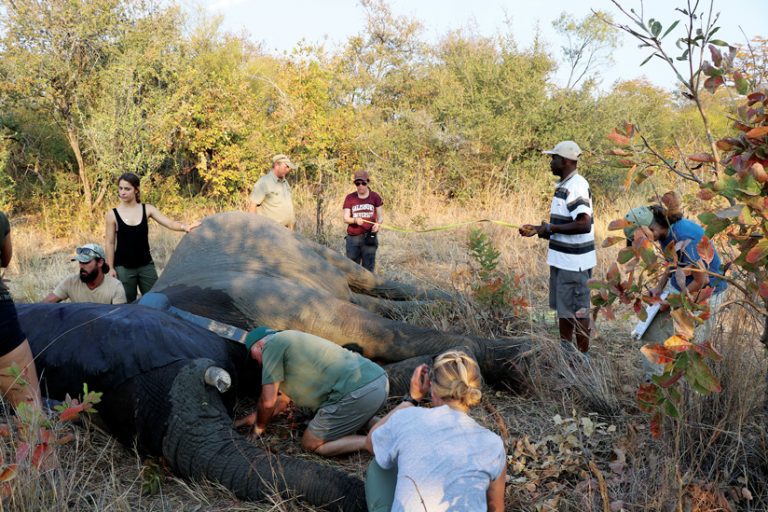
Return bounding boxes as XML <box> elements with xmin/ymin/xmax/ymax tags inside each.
<box><xmin>203</xmin><ymin>366</ymin><xmax>232</xmax><ymax>393</ymax></box>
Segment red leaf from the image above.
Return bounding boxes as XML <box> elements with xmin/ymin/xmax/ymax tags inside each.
<box><xmin>663</xmin><ymin>335</ymin><xmax>693</xmax><ymax>352</ymax></box>
<box><xmin>746</xmin><ymin>126</ymin><xmax>768</xmax><ymax>139</ymax></box>
<box><xmin>59</xmin><ymin>402</ymin><xmax>86</xmax><ymax>422</ymax></box>
<box><xmin>671</xmin><ymin>309</ymin><xmax>695</xmax><ymax>340</ymax></box>
<box><xmin>608</xmin><ymin>148</ymin><xmax>630</xmax><ymax>156</ymax></box>
<box><xmin>601</xmin><ymin>236</ymin><xmax>626</xmax><ymax>248</ymax></box>
<box><xmin>15</xmin><ymin>442</ymin><xmax>30</xmax><ymax>464</ymax></box>
<box><xmin>704</xmin><ymin>75</ymin><xmax>725</xmax><ymax>93</ymax></box>
<box><xmin>708</xmin><ymin>44</ymin><xmax>723</xmax><ymax>67</ymax></box>
<box><xmin>607</xmin><ymin>129</ymin><xmax>630</xmax><ymax>146</ymax></box>
<box><xmin>656</xmin><ymin>371</ymin><xmax>684</xmax><ymax>388</ymax></box>
<box><xmin>31</xmin><ymin>443</ymin><xmax>51</xmax><ymax>469</ymax></box>
<box><xmin>601</xmin><ymin>306</ymin><xmax>616</xmax><ymax>321</ymax></box>
<box><xmin>693</xmin><ymin>340</ymin><xmax>723</xmax><ymax>362</ymax></box>
<box><xmin>608</xmin><ymin>218</ymin><xmax>633</xmax><ymax>231</ymax></box>
<box><xmin>624</xmin><ymin>122</ymin><xmax>635</xmax><ymax>138</ymax></box>
<box><xmin>0</xmin><ymin>465</ymin><xmax>17</xmax><ymax>483</ymax></box>
<box><xmin>746</xmin><ymin>240</ymin><xmax>768</xmax><ymax>264</ymax></box>
<box><xmin>697</xmin><ymin>236</ymin><xmax>714</xmax><ymax>266</ymax></box>
<box><xmin>650</xmin><ymin>411</ymin><xmax>663</xmax><ymax>439</ymax></box>
<box><xmin>641</xmin><ymin>344</ymin><xmax>674</xmax><ymax>365</ymax></box>
<box><xmin>759</xmin><ymin>281</ymin><xmax>768</xmax><ymax>298</ymax></box>
<box><xmin>697</xmin><ymin>189</ymin><xmax>716</xmax><ymax>200</ymax></box>
<box><xmin>688</xmin><ymin>152</ymin><xmax>716</xmax><ymax>163</ymax></box>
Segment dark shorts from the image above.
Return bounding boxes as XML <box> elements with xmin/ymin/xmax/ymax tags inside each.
<box><xmin>549</xmin><ymin>266</ymin><xmax>591</xmax><ymax>319</ymax></box>
<box><xmin>345</xmin><ymin>234</ymin><xmax>378</xmax><ymax>272</ymax></box>
<box><xmin>0</xmin><ymin>294</ymin><xmax>26</xmax><ymax>356</ymax></box>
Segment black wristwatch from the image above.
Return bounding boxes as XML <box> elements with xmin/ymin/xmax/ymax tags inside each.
<box><xmin>402</xmin><ymin>394</ymin><xmax>419</xmax><ymax>406</ymax></box>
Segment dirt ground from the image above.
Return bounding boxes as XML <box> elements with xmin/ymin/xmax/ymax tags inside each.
<box><xmin>2</xmin><ymin>192</ymin><xmax>767</xmax><ymax>511</ymax></box>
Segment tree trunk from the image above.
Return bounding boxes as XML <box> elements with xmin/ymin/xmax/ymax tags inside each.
<box><xmin>66</xmin><ymin>120</ymin><xmax>92</xmax><ymax>208</ymax></box>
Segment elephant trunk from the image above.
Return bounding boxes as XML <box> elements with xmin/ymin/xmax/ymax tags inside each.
<box><xmin>162</xmin><ymin>359</ymin><xmax>366</xmax><ymax>511</ymax></box>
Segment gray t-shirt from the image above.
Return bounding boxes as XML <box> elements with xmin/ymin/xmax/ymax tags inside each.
<box><xmin>53</xmin><ymin>274</ymin><xmax>127</xmax><ymax>304</ymax></box>
<box><xmin>249</xmin><ymin>171</ymin><xmax>295</xmax><ymax>227</ymax></box>
<box><xmin>372</xmin><ymin>405</ymin><xmax>506</xmax><ymax>512</ymax></box>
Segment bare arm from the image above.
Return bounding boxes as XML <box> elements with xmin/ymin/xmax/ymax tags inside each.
<box><xmin>254</xmin><ymin>382</ymin><xmax>280</xmax><ymax>434</ymax></box>
<box><xmin>42</xmin><ymin>293</ymin><xmax>62</xmax><ymax>304</ymax></box>
<box><xmin>550</xmin><ymin>213</ymin><xmax>592</xmax><ymax>235</ymax></box>
<box><xmin>365</xmin><ymin>364</ymin><xmax>429</xmax><ymax>453</ymax></box>
<box><xmin>687</xmin><ymin>264</ymin><xmax>709</xmax><ymax>297</ymax></box>
<box><xmin>372</xmin><ymin>206</ymin><xmax>384</xmax><ymax>233</ymax></box>
<box><xmin>343</xmin><ymin>207</ymin><xmax>355</xmax><ymax>225</ymax></box>
<box><xmin>105</xmin><ymin>210</ymin><xmax>117</xmax><ymax>277</ymax></box>
<box><xmin>486</xmin><ymin>473</ymin><xmax>505</xmax><ymax>512</ymax></box>
<box><xmin>146</xmin><ymin>204</ymin><xmax>200</xmax><ymax>233</ymax></box>
<box><xmin>1</xmin><ymin>231</ymin><xmax>12</xmax><ymax>268</ymax></box>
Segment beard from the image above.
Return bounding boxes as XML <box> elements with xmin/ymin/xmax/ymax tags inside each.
<box><xmin>79</xmin><ymin>268</ymin><xmax>99</xmax><ymax>284</ymax></box>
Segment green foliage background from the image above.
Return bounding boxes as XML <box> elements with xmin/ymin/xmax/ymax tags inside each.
<box><xmin>0</xmin><ymin>0</ymin><xmax>734</xmax><ymax>222</ymax></box>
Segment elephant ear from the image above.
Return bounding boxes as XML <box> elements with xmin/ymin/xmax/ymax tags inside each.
<box><xmin>17</xmin><ymin>303</ymin><xmax>239</xmax><ymax>398</ymax></box>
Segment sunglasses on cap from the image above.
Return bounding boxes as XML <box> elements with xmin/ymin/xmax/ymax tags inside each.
<box><xmin>354</xmin><ymin>180</ymin><xmax>368</xmax><ymax>186</ymax></box>
<box><xmin>77</xmin><ymin>247</ymin><xmax>101</xmax><ymax>258</ymax></box>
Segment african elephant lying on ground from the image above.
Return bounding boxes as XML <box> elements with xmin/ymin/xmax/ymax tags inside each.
<box><xmin>153</xmin><ymin>212</ymin><xmax>529</xmax><ymax>392</ymax></box>
<box><xmin>18</xmin><ymin>212</ymin><xmax>528</xmax><ymax>510</ymax></box>
<box><xmin>18</xmin><ymin>303</ymin><xmax>367</xmax><ymax>511</ymax></box>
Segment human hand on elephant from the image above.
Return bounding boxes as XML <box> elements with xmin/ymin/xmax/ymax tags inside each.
<box><xmin>409</xmin><ymin>363</ymin><xmax>430</xmax><ymax>402</ymax></box>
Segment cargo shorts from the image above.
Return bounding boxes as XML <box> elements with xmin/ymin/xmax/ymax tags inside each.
<box><xmin>549</xmin><ymin>266</ymin><xmax>592</xmax><ymax>319</ymax></box>
<box><xmin>307</xmin><ymin>374</ymin><xmax>389</xmax><ymax>441</ymax></box>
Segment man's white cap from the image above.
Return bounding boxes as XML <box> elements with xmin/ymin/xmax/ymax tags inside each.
<box><xmin>543</xmin><ymin>141</ymin><xmax>582</xmax><ymax>161</ymax></box>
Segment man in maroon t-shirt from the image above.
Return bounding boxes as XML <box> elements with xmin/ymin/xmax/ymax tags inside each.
<box><xmin>343</xmin><ymin>170</ymin><xmax>384</xmax><ymax>272</ymax></box>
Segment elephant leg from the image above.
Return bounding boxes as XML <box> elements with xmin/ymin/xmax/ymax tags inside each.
<box><xmin>162</xmin><ymin>359</ymin><xmax>366</xmax><ymax>511</ymax></box>
<box><xmin>305</xmin><ymin>237</ymin><xmax>451</xmax><ymax>301</ymax></box>
<box><xmin>350</xmin><ymin>293</ymin><xmax>430</xmax><ymax>318</ymax></box>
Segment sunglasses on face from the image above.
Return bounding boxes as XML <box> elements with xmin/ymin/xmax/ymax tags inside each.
<box><xmin>354</xmin><ymin>180</ymin><xmax>368</xmax><ymax>186</ymax></box>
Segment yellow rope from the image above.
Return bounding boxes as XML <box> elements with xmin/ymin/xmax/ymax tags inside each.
<box><xmin>359</xmin><ymin>218</ymin><xmax>521</xmax><ymax>233</ymax></box>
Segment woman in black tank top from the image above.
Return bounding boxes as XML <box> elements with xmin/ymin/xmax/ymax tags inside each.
<box><xmin>105</xmin><ymin>173</ymin><xmax>201</xmax><ymax>302</ymax></box>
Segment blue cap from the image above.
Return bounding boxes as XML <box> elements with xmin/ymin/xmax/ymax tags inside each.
<box><xmin>245</xmin><ymin>327</ymin><xmax>277</xmax><ymax>352</ymax></box>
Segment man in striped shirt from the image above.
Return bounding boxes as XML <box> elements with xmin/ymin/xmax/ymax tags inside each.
<box><xmin>520</xmin><ymin>141</ymin><xmax>595</xmax><ymax>353</ymax></box>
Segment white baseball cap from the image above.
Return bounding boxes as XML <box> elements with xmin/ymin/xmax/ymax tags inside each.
<box><xmin>543</xmin><ymin>141</ymin><xmax>582</xmax><ymax>161</ymax></box>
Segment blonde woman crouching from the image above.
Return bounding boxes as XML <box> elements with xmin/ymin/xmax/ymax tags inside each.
<box><xmin>364</xmin><ymin>350</ymin><xmax>506</xmax><ymax>511</ymax></box>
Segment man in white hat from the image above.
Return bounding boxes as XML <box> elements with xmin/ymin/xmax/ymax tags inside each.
<box><xmin>43</xmin><ymin>243</ymin><xmax>127</xmax><ymax>304</ymax></box>
<box><xmin>248</xmin><ymin>154</ymin><xmax>297</xmax><ymax>230</ymax></box>
<box><xmin>520</xmin><ymin>141</ymin><xmax>595</xmax><ymax>354</ymax></box>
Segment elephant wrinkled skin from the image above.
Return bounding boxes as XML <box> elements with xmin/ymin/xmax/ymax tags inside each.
<box><xmin>16</xmin><ymin>212</ymin><xmax>530</xmax><ymax>510</ymax></box>
<box><xmin>154</xmin><ymin>212</ymin><xmax>529</xmax><ymax>392</ymax></box>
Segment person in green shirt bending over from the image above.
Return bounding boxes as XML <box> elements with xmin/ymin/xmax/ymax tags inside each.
<box><xmin>244</xmin><ymin>327</ymin><xmax>389</xmax><ymax>457</ymax></box>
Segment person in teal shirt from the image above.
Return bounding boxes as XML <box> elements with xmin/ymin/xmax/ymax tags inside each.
<box><xmin>244</xmin><ymin>327</ymin><xmax>389</xmax><ymax>457</ymax></box>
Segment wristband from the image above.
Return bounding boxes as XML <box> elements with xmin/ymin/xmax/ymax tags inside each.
<box><xmin>402</xmin><ymin>394</ymin><xmax>419</xmax><ymax>406</ymax></box>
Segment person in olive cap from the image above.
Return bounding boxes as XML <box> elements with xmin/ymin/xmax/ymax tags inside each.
<box><xmin>519</xmin><ymin>141</ymin><xmax>595</xmax><ymax>353</ymax></box>
<box><xmin>248</xmin><ymin>154</ymin><xmax>297</xmax><ymax>230</ymax></box>
<box><xmin>343</xmin><ymin>169</ymin><xmax>384</xmax><ymax>271</ymax></box>
<box><xmin>244</xmin><ymin>327</ymin><xmax>389</xmax><ymax>456</ymax></box>
<box><xmin>43</xmin><ymin>243</ymin><xmax>127</xmax><ymax>304</ymax></box>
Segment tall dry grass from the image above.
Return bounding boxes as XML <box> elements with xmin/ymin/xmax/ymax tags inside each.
<box><xmin>2</xmin><ymin>177</ymin><xmax>766</xmax><ymax>510</ymax></box>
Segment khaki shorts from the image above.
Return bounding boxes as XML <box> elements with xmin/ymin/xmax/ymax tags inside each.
<box><xmin>307</xmin><ymin>374</ymin><xmax>389</xmax><ymax>441</ymax></box>
<box><xmin>549</xmin><ymin>266</ymin><xmax>592</xmax><ymax>319</ymax></box>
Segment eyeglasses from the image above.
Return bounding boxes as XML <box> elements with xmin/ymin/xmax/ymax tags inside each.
<box><xmin>354</xmin><ymin>180</ymin><xmax>368</xmax><ymax>186</ymax></box>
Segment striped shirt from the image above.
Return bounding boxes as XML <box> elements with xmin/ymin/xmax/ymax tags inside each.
<box><xmin>547</xmin><ymin>172</ymin><xmax>596</xmax><ymax>271</ymax></box>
